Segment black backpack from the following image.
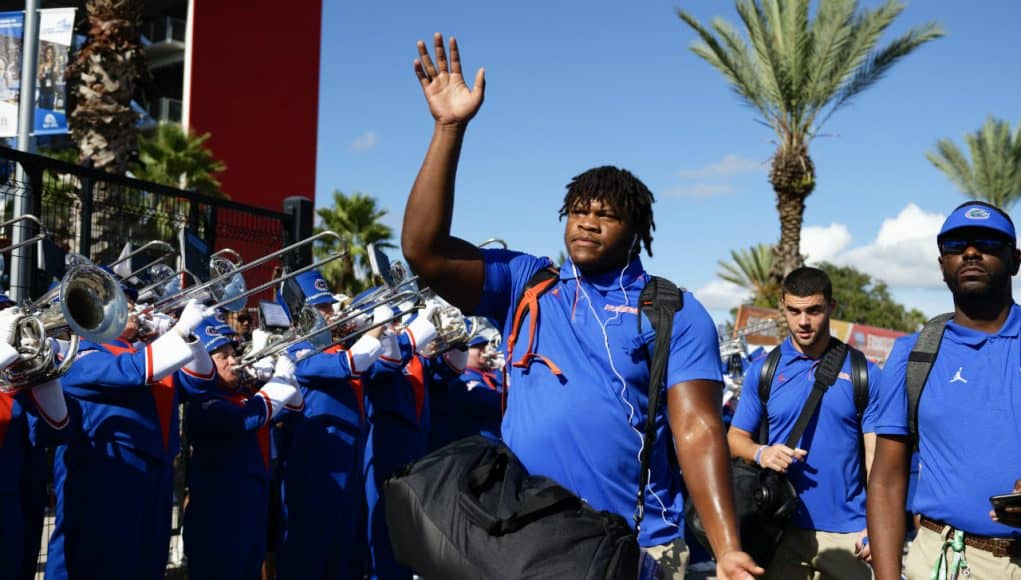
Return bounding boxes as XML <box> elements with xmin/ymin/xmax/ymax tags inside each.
<box><xmin>383</xmin><ymin>267</ymin><xmax>683</xmax><ymax>579</ymax></box>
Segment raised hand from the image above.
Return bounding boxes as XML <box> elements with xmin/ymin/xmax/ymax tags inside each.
<box><xmin>414</xmin><ymin>33</ymin><xmax>485</xmax><ymax>127</ymax></box>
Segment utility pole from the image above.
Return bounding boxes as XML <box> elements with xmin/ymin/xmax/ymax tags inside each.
<box><xmin>10</xmin><ymin>0</ymin><xmax>39</xmax><ymax>301</ymax></box>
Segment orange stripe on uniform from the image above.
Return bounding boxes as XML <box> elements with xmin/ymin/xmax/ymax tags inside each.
<box><xmin>0</xmin><ymin>393</ymin><xmax>13</xmax><ymax>448</ymax></box>
<box><xmin>404</xmin><ymin>357</ymin><xmax>426</xmax><ymax>423</ymax></box>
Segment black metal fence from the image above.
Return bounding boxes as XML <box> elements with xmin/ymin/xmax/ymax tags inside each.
<box><xmin>0</xmin><ymin>146</ymin><xmax>296</xmax><ymax>303</ymax></box>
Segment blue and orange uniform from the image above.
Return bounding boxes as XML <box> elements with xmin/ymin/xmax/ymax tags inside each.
<box><xmin>447</xmin><ymin>361</ymin><xmax>503</xmax><ymax>442</ymax></box>
<box><xmin>0</xmin><ymin>381</ymin><xmax>68</xmax><ymax>578</ymax></box>
<box><xmin>276</xmin><ymin>333</ymin><xmax>386</xmax><ymax>580</ymax></box>
<box><xmin>46</xmin><ymin>327</ymin><xmax>214</xmax><ymax>580</ymax></box>
<box><xmin>361</xmin><ymin>317</ymin><xmax>443</xmax><ymax>580</ymax></box>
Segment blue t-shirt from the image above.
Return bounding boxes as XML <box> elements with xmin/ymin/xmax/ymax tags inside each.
<box><xmin>882</xmin><ymin>304</ymin><xmax>1021</xmax><ymax>538</ymax></box>
<box><xmin>475</xmin><ymin>250</ymin><xmax>723</xmax><ymax>547</ymax></box>
<box><xmin>731</xmin><ymin>338</ymin><xmax>902</xmax><ymax>533</ymax></box>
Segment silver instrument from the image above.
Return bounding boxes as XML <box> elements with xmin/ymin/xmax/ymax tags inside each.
<box><xmin>0</xmin><ymin>255</ymin><xmax>127</xmax><ymax>392</ymax></box>
<box><xmin>150</xmin><ymin>231</ymin><xmax>349</xmax><ymax>314</ymax></box>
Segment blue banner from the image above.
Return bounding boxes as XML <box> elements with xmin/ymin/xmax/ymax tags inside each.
<box><xmin>0</xmin><ymin>8</ymin><xmax>75</xmax><ymax>138</ymax></box>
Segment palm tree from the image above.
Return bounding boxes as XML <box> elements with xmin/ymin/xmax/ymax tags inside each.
<box><xmin>66</xmin><ymin>0</ymin><xmax>147</xmax><ymax>173</ymax></box>
<box><xmin>314</xmin><ymin>190</ymin><xmax>395</xmax><ymax>295</ymax></box>
<box><xmin>133</xmin><ymin>123</ymin><xmax>228</xmax><ymax>198</ymax></box>
<box><xmin>678</xmin><ymin>0</ymin><xmax>942</xmax><ymax>283</ymax></box>
<box><xmin>926</xmin><ymin>116</ymin><xmax>1021</xmax><ymax>209</ymax></box>
<box><xmin>718</xmin><ymin>244</ymin><xmax>779</xmax><ymax>307</ymax></box>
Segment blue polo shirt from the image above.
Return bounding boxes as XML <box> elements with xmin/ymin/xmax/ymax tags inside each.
<box><xmin>882</xmin><ymin>304</ymin><xmax>1021</xmax><ymax>538</ymax></box>
<box><xmin>475</xmin><ymin>250</ymin><xmax>723</xmax><ymax>547</ymax></box>
<box><xmin>732</xmin><ymin>338</ymin><xmax>900</xmax><ymax>533</ymax></box>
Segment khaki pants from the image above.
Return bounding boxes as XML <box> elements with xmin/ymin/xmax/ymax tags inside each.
<box><xmin>763</xmin><ymin>527</ymin><xmax>871</xmax><ymax>580</ymax></box>
<box><xmin>905</xmin><ymin>524</ymin><xmax>1021</xmax><ymax>580</ymax></box>
<box><xmin>645</xmin><ymin>537</ymin><xmax>690</xmax><ymax>580</ymax></box>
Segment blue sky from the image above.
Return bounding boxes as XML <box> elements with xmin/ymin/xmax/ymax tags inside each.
<box><xmin>315</xmin><ymin>0</ymin><xmax>1021</xmax><ymax>324</ymax></box>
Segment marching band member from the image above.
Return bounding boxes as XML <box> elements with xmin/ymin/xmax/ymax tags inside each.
<box><xmin>362</xmin><ymin>301</ymin><xmax>444</xmax><ymax>580</ymax></box>
<box><xmin>45</xmin><ymin>297</ymin><xmax>214</xmax><ymax>580</ymax></box>
<box><xmin>0</xmin><ymin>292</ymin><xmax>70</xmax><ymax>577</ymax></box>
<box><xmin>182</xmin><ymin>316</ymin><xmax>303</xmax><ymax>580</ymax></box>
<box><xmin>447</xmin><ymin>330</ymin><xmax>504</xmax><ymax>443</ymax></box>
<box><xmin>276</xmin><ymin>269</ymin><xmax>395</xmax><ymax>580</ymax></box>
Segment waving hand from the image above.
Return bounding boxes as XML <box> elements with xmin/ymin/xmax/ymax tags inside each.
<box><xmin>414</xmin><ymin>33</ymin><xmax>485</xmax><ymax>126</ymax></box>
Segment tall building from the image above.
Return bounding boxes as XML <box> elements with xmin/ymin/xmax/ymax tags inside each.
<box><xmin>2</xmin><ymin>0</ymin><xmax>323</xmax><ymax>212</ymax></box>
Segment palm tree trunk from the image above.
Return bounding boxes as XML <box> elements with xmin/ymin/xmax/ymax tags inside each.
<box><xmin>768</xmin><ymin>145</ymin><xmax>816</xmax><ymax>284</ymax></box>
<box><xmin>773</xmin><ymin>189</ymin><xmax>806</xmax><ymax>282</ymax></box>
<box><xmin>67</xmin><ymin>0</ymin><xmax>147</xmax><ymax>174</ymax></box>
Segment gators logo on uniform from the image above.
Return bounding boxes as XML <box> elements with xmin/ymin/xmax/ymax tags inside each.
<box><xmin>314</xmin><ymin>278</ymin><xmax>329</xmax><ymax>292</ymax></box>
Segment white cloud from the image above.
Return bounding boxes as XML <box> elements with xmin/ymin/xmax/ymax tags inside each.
<box><xmin>662</xmin><ymin>183</ymin><xmax>738</xmax><ymax>199</ymax></box>
<box><xmin>802</xmin><ymin>223</ymin><xmax>852</xmax><ymax>264</ymax></box>
<box><xmin>836</xmin><ymin>204</ymin><xmax>945</xmax><ymax>288</ymax></box>
<box><xmin>678</xmin><ymin>154</ymin><xmax>763</xmax><ymax>179</ymax></box>
<box><xmin>692</xmin><ymin>279</ymin><xmax>750</xmax><ymax>311</ymax></box>
<box><xmin>348</xmin><ymin>131</ymin><xmax>378</xmax><ymax>152</ymax></box>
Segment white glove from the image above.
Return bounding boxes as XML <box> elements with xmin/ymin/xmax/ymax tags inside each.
<box><xmin>252</xmin><ymin>356</ymin><xmax>275</xmax><ymax>383</ymax></box>
<box><xmin>172</xmin><ymin>299</ymin><xmax>208</xmax><ymax>339</ymax></box>
<box><xmin>373</xmin><ymin>304</ymin><xmax>394</xmax><ymax>327</ymax></box>
<box><xmin>0</xmin><ymin>308</ymin><xmax>20</xmax><ymax>347</ymax></box>
<box><xmin>150</xmin><ymin>312</ymin><xmax>175</xmax><ymax>336</ymax></box>
<box><xmin>406</xmin><ymin>304</ymin><xmax>439</xmax><ymax>354</ymax></box>
<box><xmin>273</xmin><ymin>355</ymin><xmax>296</xmax><ymax>385</ymax></box>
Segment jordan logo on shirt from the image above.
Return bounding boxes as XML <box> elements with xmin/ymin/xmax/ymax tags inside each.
<box><xmin>950</xmin><ymin>367</ymin><xmax>968</xmax><ymax>384</ymax></box>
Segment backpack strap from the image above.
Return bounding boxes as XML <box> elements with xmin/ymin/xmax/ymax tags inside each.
<box><xmin>756</xmin><ymin>346</ymin><xmax>783</xmax><ymax>444</ymax></box>
<box><xmin>907</xmin><ymin>313</ymin><xmax>953</xmax><ymax>448</ymax></box>
<box><xmin>848</xmin><ymin>346</ymin><xmax>869</xmax><ymax>485</ymax></box>
<box><xmin>850</xmin><ymin>347</ymin><xmax>869</xmax><ymax>423</ymax></box>
<box><xmin>502</xmin><ymin>267</ymin><xmax>561</xmax><ymax>413</ymax></box>
<box><xmin>783</xmin><ymin>338</ymin><xmax>849</xmax><ymax>449</ymax></box>
<box><xmin>633</xmin><ymin>275</ymin><xmax>683</xmax><ymax>532</ymax></box>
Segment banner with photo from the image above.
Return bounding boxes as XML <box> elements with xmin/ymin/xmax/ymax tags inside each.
<box><xmin>0</xmin><ymin>7</ymin><xmax>76</xmax><ymax>138</ymax></box>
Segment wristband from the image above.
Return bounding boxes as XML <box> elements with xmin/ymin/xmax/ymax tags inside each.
<box><xmin>754</xmin><ymin>445</ymin><xmax>766</xmax><ymax>466</ymax></box>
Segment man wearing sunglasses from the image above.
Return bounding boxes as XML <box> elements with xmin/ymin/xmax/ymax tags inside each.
<box><xmin>868</xmin><ymin>201</ymin><xmax>1021</xmax><ymax>580</ymax></box>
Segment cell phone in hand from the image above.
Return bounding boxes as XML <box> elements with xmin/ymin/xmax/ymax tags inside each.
<box><xmin>989</xmin><ymin>491</ymin><xmax>1021</xmax><ymax>515</ymax></box>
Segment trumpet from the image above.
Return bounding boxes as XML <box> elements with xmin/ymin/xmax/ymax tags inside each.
<box><xmin>150</xmin><ymin>231</ymin><xmax>349</xmax><ymax>314</ymax></box>
<box><xmin>0</xmin><ymin>255</ymin><xmax>128</xmax><ymax>392</ymax></box>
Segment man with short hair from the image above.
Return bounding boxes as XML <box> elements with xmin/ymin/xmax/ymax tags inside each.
<box><xmin>728</xmin><ymin>267</ymin><xmax>897</xmax><ymax>579</ymax></box>
<box><xmin>868</xmin><ymin>201</ymin><xmax>1021</xmax><ymax>580</ymax></box>
<box><xmin>401</xmin><ymin>33</ymin><xmax>759</xmax><ymax>579</ymax></box>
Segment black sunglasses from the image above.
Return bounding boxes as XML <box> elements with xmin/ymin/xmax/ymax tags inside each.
<box><xmin>938</xmin><ymin>237</ymin><xmax>1013</xmax><ymax>256</ymax></box>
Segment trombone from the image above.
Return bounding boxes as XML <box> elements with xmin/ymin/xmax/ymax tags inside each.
<box><xmin>0</xmin><ymin>214</ymin><xmax>48</xmax><ymax>254</ymax></box>
<box><xmin>107</xmin><ymin>240</ymin><xmax>177</xmax><ymax>282</ymax></box>
<box><xmin>236</xmin><ymin>285</ymin><xmax>422</xmax><ymax>373</ymax></box>
<box><xmin>149</xmin><ymin>231</ymin><xmax>349</xmax><ymax>314</ymax></box>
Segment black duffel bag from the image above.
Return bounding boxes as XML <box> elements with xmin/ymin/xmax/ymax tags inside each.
<box><xmin>686</xmin><ymin>339</ymin><xmax>851</xmax><ymax>567</ymax></box>
<box><xmin>384</xmin><ymin>435</ymin><xmax>640</xmax><ymax>580</ymax></box>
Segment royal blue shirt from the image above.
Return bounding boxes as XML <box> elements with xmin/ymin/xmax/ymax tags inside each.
<box><xmin>882</xmin><ymin>304</ymin><xmax>1021</xmax><ymax>538</ymax></box>
<box><xmin>476</xmin><ymin>250</ymin><xmax>723</xmax><ymax>547</ymax></box>
<box><xmin>732</xmin><ymin>338</ymin><xmax>900</xmax><ymax>533</ymax></box>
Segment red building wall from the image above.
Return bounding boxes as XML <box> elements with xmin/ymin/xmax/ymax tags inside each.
<box><xmin>187</xmin><ymin>1</ymin><xmax>322</xmax><ymax>212</ymax></box>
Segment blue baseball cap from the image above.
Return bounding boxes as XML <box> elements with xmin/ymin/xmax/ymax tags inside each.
<box><xmin>194</xmin><ymin>315</ymin><xmax>238</xmax><ymax>353</ymax></box>
<box><xmin>296</xmin><ymin>269</ymin><xmax>337</xmax><ymax>306</ymax></box>
<box><xmin>938</xmin><ymin>202</ymin><xmax>1016</xmax><ymax>242</ymax></box>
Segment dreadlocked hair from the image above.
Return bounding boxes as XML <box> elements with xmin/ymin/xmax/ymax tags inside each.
<box><xmin>557</xmin><ymin>166</ymin><xmax>656</xmax><ymax>257</ymax></box>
